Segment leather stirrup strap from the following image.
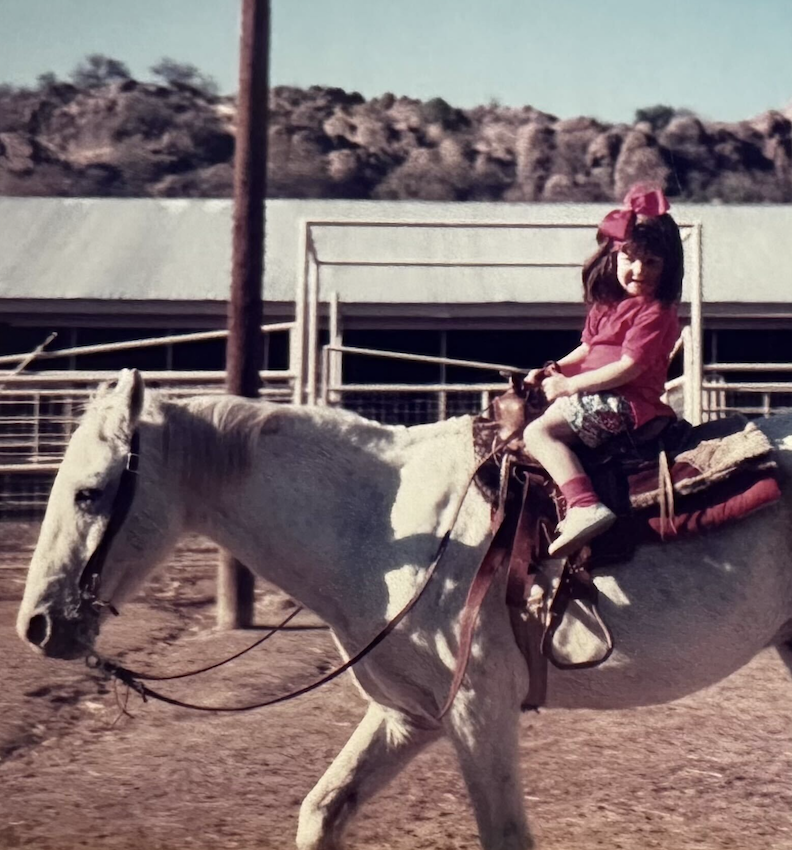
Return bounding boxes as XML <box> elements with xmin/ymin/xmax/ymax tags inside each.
<box><xmin>437</xmin><ymin>505</ymin><xmax>518</xmax><ymax>719</ymax></box>
<box><xmin>506</xmin><ymin>474</ymin><xmax>552</xmax><ymax>710</ymax></box>
<box><xmin>506</xmin><ymin>474</ymin><xmax>540</xmax><ymax>603</ymax></box>
<box><xmin>510</xmin><ymin>604</ymin><xmax>549</xmax><ymax>711</ymax></box>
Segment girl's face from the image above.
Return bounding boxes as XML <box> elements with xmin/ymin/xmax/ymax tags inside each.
<box><xmin>616</xmin><ymin>244</ymin><xmax>664</xmax><ymax>297</ymax></box>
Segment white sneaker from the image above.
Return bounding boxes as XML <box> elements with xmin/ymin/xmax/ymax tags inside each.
<box><xmin>548</xmin><ymin>503</ymin><xmax>616</xmax><ymax>558</ymax></box>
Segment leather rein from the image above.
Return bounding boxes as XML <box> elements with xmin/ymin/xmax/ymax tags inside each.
<box><xmin>83</xmin><ymin>422</ymin><xmax>524</xmax><ymax>718</ymax></box>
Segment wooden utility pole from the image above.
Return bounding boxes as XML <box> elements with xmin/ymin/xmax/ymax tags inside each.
<box><xmin>218</xmin><ymin>0</ymin><xmax>270</xmax><ymax>629</ymax></box>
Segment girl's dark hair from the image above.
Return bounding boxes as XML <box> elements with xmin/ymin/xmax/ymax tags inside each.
<box><xmin>582</xmin><ymin>214</ymin><xmax>684</xmax><ymax>307</ymax></box>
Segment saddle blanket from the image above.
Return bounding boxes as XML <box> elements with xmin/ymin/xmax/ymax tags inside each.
<box><xmin>590</xmin><ymin>418</ymin><xmax>782</xmax><ymax>562</ymax></box>
<box><xmin>627</xmin><ymin>418</ymin><xmax>778</xmax><ymax>510</ymax></box>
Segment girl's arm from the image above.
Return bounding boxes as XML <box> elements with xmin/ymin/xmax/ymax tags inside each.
<box><xmin>527</xmin><ymin>343</ymin><xmax>589</xmax><ymax>384</ymax></box>
<box><xmin>543</xmin><ymin>355</ymin><xmax>646</xmax><ymax>401</ymax></box>
<box><xmin>556</xmin><ymin>343</ymin><xmax>590</xmax><ymax>375</ymax></box>
<box><xmin>567</xmin><ymin>354</ymin><xmax>646</xmax><ymax>394</ymax></box>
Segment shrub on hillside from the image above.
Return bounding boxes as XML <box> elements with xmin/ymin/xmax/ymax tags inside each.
<box><xmin>150</xmin><ymin>58</ymin><xmax>219</xmax><ymax>98</ymax></box>
<box><xmin>70</xmin><ymin>54</ymin><xmax>131</xmax><ymax>89</ymax></box>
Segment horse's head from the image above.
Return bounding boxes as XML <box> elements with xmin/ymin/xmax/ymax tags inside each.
<box><xmin>17</xmin><ymin>369</ymin><xmax>179</xmax><ymax>660</ymax></box>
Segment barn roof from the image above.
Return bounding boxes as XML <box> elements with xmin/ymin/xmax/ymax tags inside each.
<box><xmin>0</xmin><ymin>197</ymin><xmax>791</xmax><ymax>310</ymax></box>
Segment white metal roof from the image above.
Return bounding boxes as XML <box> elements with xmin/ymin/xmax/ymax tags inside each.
<box><xmin>0</xmin><ymin>197</ymin><xmax>790</xmax><ymax>307</ymax></box>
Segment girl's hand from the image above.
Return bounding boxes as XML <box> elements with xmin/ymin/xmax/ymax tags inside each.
<box><xmin>525</xmin><ymin>368</ymin><xmax>544</xmax><ymax>386</ymax></box>
<box><xmin>542</xmin><ymin>374</ymin><xmax>573</xmax><ymax>402</ymax></box>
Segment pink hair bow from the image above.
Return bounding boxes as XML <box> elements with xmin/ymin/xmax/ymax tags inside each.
<box><xmin>597</xmin><ymin>184</ymin><xmax>670</xmax><ymax>244</ymax></box>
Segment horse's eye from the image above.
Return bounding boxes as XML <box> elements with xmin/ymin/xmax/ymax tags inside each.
<box><xmin>75</xmin><ymin>488</ymin><xmax>103</xmax><ymax>506</ymax></box>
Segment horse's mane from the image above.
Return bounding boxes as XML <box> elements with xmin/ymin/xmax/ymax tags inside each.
<box><xmin>83</xmin><ymin>384</ymin><xmax>471</xmax><ymax>490</ymax></box>
<box><xmin>159</xmin><ymin>395</ymin><xmax>275</xmax><ymax>485</ymax></box>
<box><xmin>153</xmin><ymin>393</ymin><xmax>412</xmax><ymax>490</ymax></box>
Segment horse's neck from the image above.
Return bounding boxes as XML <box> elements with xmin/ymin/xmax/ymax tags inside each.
<box><xmin>169</xmin><ymin>402</ymin><xmax>445</xmax><ymax>629</ymax></box>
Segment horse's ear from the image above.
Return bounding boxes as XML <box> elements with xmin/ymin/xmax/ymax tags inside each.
<box><xmin>113</xmin><ymin>369</ymin><xmax>145</xmax><ymax>437</ymax></box>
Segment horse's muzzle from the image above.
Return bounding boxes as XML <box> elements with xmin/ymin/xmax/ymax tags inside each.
<box><xmin>21</xmin><ymin>608</ymin><xmax>97</xmax><ymax>660</ymax></box>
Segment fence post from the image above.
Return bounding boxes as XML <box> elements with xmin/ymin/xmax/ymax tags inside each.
<box><xmin>291</xmin><ymin>222</ymin><xmax>308</xmax><ymax>405</ymax></box>
<box><xmin>689</xmin><ymin>223</ymin><xmax>704</xmax><ymax>425</ymax></box>
<box><xmin>32</xmin><ymin>393</ymin><xmax>41</xmax><ymax>462</ymax></box>
<box><xmin>328</xmin><ymin>291</ymin><xmax>342</xmax><ymax>404</ymax></box>
<box><xmin>306</xmin><ymin>247</ymin><xmax>319</xmax><ymax>406</ymax></box>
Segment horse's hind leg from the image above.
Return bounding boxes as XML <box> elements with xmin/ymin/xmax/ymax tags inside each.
<box><xmin>296</xmin><ymin>701</ymin><xmax>439</xmax><ymax>850</ymax></box>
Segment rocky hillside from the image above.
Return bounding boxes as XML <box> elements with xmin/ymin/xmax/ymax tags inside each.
<box><xmin>1</xmin><ymin>76</ymin><xmax>791</xmax><ymax>202</ymax></box>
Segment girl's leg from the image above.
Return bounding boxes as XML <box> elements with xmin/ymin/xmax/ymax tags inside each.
<box><xmin>523</xmin><ymin>403</ymin><xmax>615</xmax><ymax>556</ymax></box>
<box><xmin>522</xmin><ymin>402</ymin><xmax>585</xmax><ymax>486</ymax></box>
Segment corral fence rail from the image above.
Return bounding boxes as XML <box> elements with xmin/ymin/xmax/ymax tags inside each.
<box><xmin>3</xmin><ymin>324</ymin><xmax>792</xmax><ymax>518</ymax></box>
<box><xmin>702</xmin><ymin>363</ymin><xmax>792</xmax><ymax>419</ymax></box>
<box><xmin>321</xmin><ymin>338</ymin><xmax>792</xmax><ymax>427</ymax></box>
<box><xmin>320</xmin><ymin>337</ymin><xmax>700</xmax><ymax>425</ymax></box>
<box><xmin>0</xmin><ymin>323</ymin><xmax>296</xmax><ymax>518</ymax></box>
<box><xmin>0</xmin><ymin>371</ymin><xmax>294</xmax><ymax>517</ymax></box>
<box><xmin>296</xmin><ymin>219</ymin><xmax>705</xmax><ymax>420</ymax></box>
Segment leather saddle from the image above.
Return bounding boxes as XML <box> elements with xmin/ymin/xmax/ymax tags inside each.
<box><xmin>470</xmin><ymin>370</ymin><xmax>781</xmax><ymax>710</ymax></box>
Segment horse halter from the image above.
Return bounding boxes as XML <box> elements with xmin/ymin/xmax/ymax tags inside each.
<box><xmin>77</xmin><ymin>430</ymin><xmax>141</xmax><ymax>617</ymax></box>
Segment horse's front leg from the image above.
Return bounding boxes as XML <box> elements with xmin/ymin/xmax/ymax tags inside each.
<box><xmin>296</xmin><ymin>701</ymin><xmax>440</xmax><ymax>850</ymax></box>
<box><xmin>444</xmin><ymin>685</ymin><xmax>533</xmax><ymax>850</ymax></box>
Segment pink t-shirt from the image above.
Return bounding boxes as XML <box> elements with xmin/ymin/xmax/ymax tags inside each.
<box><xmin>574</xmin><ymin>296</ymin><xmax>680</xmax><ymax>427</ymax></box>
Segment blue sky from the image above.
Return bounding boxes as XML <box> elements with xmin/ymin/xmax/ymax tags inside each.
<box><xmin>1</xmin><ymin>0</ymin><xmax>790</xmax><ymax>124</ymax></box>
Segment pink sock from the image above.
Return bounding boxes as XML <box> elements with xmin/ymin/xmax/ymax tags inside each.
<box><xmin>560</xmin><ymin>474</ymin><xmax>599</xmax><ymax>509</ymax></box>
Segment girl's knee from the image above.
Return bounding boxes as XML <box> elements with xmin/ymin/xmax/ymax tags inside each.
<box><xmin>523</xmin><ymin>416</ymin><xmax>548</xmax><ymax>442</ymax></box>
<box><xmin>525</xmin><ymin>408</ymin><xmax>570</xmax><ymax>442</ymax></box>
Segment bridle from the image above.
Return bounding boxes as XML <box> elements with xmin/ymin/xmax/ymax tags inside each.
<box><xmin>77</xmin><ymin>430</ymin><xmax>141</xmax><ymax>618</ymax></box>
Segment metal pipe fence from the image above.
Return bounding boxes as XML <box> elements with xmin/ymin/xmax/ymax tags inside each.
<box><xmin>0</xmin><ymin>317</ymin><xmax>296</xmax><ymax>519</ymax></box>
<box><xmin>334</xmin><ymin>385</ymin><xmax>502</xmax><ymax>425</ymax></box>
<box><xmin>5</xmin><ymin>326</ymin><xmax>792</xmax><ymax>519</ymax></box>
<box><xmin>0</xmin><ymin>323</ymin><xmax>296</xmax><ymax>367</ymax></box>
<box><xmin>700</xmin><ymin>364</ymin><xmax>792</xmax><ymax>420</ymax></box>
<box><xmin>0</xmin><ymin>371</ymin><xmax>293</xmax><ymax>468</ymax></box>
<box><xmin>0</xmin><ymin>369</ymin><xmax>294</xmax><ymax>519</ymax></box>
<box><xmin>321</xmin><ymin>342</ymin><xmax>792</xmax><ymax>427</ymax></box>
<box><xmin>320</xmin><ymin>343</ymin><xmax>521</xmax><ymax>423</ymax></box>
<box><xmin>297</xmin><ymin>219</ymin><xmax>705</xmax><ymax>423</ymax></box>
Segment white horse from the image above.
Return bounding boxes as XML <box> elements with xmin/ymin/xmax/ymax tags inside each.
<box><xmin>16</xmin><ymin>369</ymin><xmax>792</xmax><ymax>850</ymax></box>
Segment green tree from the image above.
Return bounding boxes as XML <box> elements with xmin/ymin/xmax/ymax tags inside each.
<box><xmin>634</xmin><ymin>104</ymin><xmax>676</xmax><ymax>133</ymax></box>
<box><xmin>70</xmin><ymin>54</ymin><xmax>131</xmax><ymax>88</ymax></box>
<box><xmin>150</xmin><ymin>57</ymin><xmax>219</xmax><ymax>97</ymax></box>
<box><xmin>36</xmin><ymin>72</ymin><xmax>59</xmax><ymax>90</ymax></box>
<box><xmin>421</xmin><ymin>97</ymin><xmax>469</xmax><ymax>131</ymax></box>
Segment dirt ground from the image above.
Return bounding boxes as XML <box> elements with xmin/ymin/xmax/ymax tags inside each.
<box><xmin>3</xmin><ymin>522</ymin><xmax>792</xmax><ymax>850</ymax></box>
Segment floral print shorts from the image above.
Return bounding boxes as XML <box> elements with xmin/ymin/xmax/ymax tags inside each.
<box><xmin>554</xmin><ymin>392</ymin><xmax>635</xmax><ymax>448</ymax></box>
